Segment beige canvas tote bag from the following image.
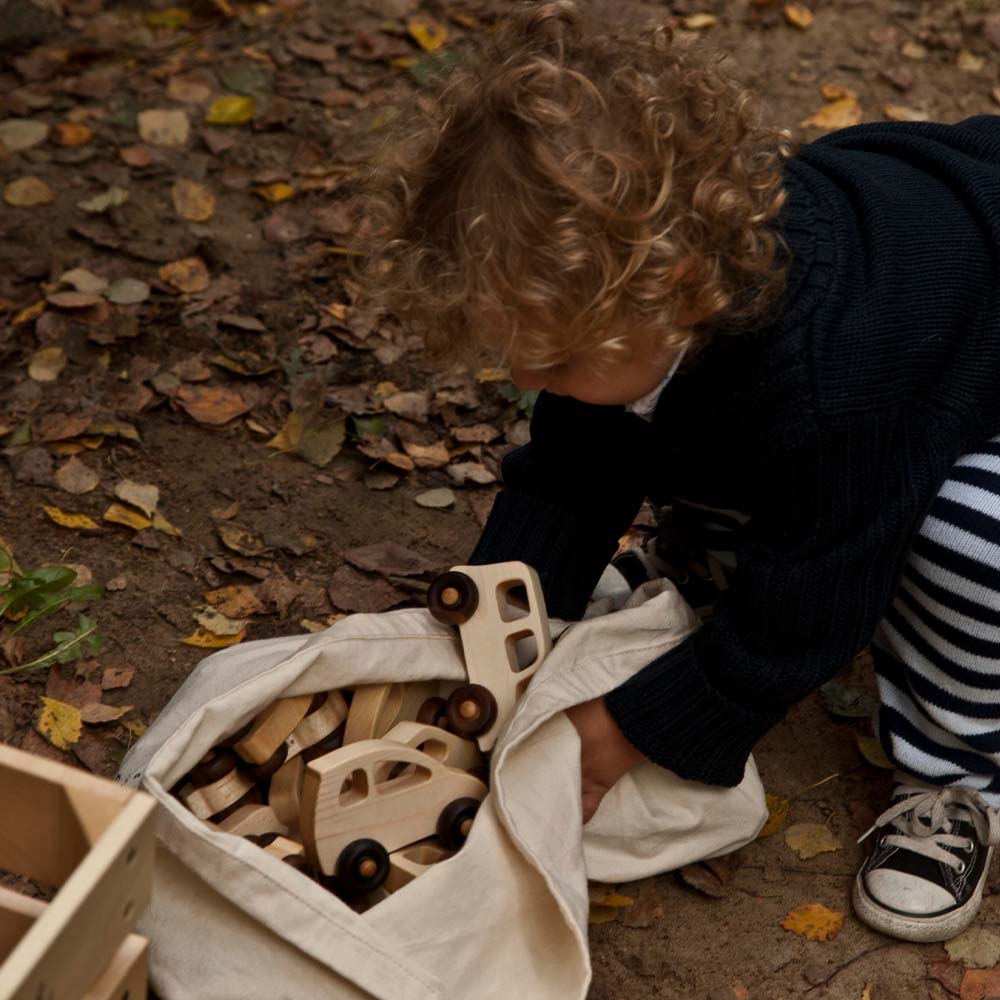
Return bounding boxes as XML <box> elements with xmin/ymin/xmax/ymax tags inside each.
<box><xmin>119</xmin><ymin>579</ymin><xmax>767</xmax><ymax>1000</ymax></box>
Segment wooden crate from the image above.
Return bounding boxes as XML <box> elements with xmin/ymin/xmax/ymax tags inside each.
<box><xmin>0</xmin><ymin>742</ymin><xmax>157</xmax><ymax>1000</ymax></box>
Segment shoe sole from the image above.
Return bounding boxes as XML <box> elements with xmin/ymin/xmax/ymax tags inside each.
<box><xmin>851</xmin><ymin>871</ymin><xmax>985</xmax><ymax>943</ymax></box>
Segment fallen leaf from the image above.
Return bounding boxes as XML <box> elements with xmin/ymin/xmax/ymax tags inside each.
<box><xmin>52</xmin><ymin>122</ymin><xmax>93</xmax><ymax>146</ymax></box>
<box><xmin>78</xmin><ymin>185</ymin><xmax>129</xmax><ymax>214</ymax></box>
<box><xmin>80</xmin><ymin>702</ymin><xmax>133</xmax><ymax>724</ymax></box>
<box><xmin>957</xmin><ymin>50</ymin><xmax>985</xmax><ymax>74</ymax></box>
<box><xmin>343</xmin><ymin>541</ymin><xmax>437</xmax><ymax>577</ymax></box>
<box><xmin>28</xmin><ymin>346</ymin><xmax>67</xmax><ymax>382</ymax></box>
<box><xmin>37</xmin><ymin>697</ymin><xmax>83</xmax><ymax>750</ymax></box>
<box><xmin>42</xmin><ymin>505</ymin><xmax>100</xmax><ymax>531</ymax></box>
<box><xmin>55</xmin><ymin>457</ymin><xmax>99</xmax><ymax>495</ymax></box>
<box><xmin>884</xmin><ymin>104</ymin><xmax>929</xmax><ymax>122</ymax></box>
<box><xmin>147</xmin><ymin>6</ymin><xmax>190</xmax><ymax>26</ymax></box>
<box><xmin>181</xmin><ymin>626</ymin><xmax>247</xmax><ymax>647</ymax></box>
<box><xmin>781</xmin><ymin>903</ymin><xmax>844</xmax><ymax>942</ymax></box>
<box><xmin>194</xmin><ymin>606</ymin><xmax>247</xmax><ymax>635</ymax></box>
<box><xmin>13</xmin><ymin>301</ymin><xmax>46</xmax><ymax>326</ymax></box>
<box><xmin>856</xmin><ymin>733</ymin><xmax>894</xmax><ymax>769</ymax></box>
<box><xmin>101</xmin><ymin>665</ymin><xmax>135</xmax><ymax>690</ymax></box>
<box><xmin>5</xmin><ymin>176</ymin><xmax>54</xmax><ymax>206</ymax></box>
<box><xmin>86</xmin><ymin>419</ymin><xmax>140</xmax><ymax>442</ymax></box>
<box><xmin>447</xmin><ymin>461</ymin><xmax>496</xmax><ymax>486</ymax></box>
<box><xmin>679</xmin><ymin>862</ymin><xmax>729</xmax><ymax>898</ymax></box>
<box><xmin>588</xmin><ymin>904</ymin><xmax>620</xmax><ymax>925</ymax></box>
<box><xmin>758</xmin><ymin>793</ymin><xmax>789</xmax><ymax>838</ymax></box>
<box><xmin>254</xmin><ymin>182</ymin><xmax>295</xmax><ymax>202</ymax></box>
<box><xmin>386</xmin><ymin>452</ymin><xmax>415</xmax><ymax>471</ymax></box>
<box><xmin>901</xmin><ymin>41</ymin><xmax>928</xmax><ymax>60</ymax></box>
<box><xmin>365</xmin><ymin>471</ymin><xmax>400</xmax><ymax>490</ymax></box>
<box><xmin>171</xmin><ymin>178</ymin><xmax>216</xmax><ymax>221</ymax></box>
<box><xmin>403</xmin><ymin>440</ymin><xmax>450</xmax><ymax>468</ymax></box>
<box><xmin>115</xmin><ymin>479</ymin><xmax>159</xmax><ymax>517</ymax></box>
<box><xmin>47</xmin><ymin>291</ymin><xmax>103</xmax><ymax>309</ymax></box>
<box><xmin>159</xmin><ymin>257</ymin><xmax>210</xmax><ymax>293</ymax></box>
<box><xmin>175</xmin><ymin>384</ymin><xmax>254</xmax><ymax>425</ymax></box>
<box><xmin>137</xmin><ymin>109</ymin><xmax>190</xmax><ymax>146</ymax></box>
<box><xmin>105</xmin><ymin>277</ymin><xmax>150</xmax><ymax>305</ymax></box>
<box><xmin>800</xmin><ymin>94</ymin><xmax>863</xmax><ymax>130</ymax></box>
<box><xmin>204</xmin><ymin>584</ymin><xmax>264</xmax><ymax>618</ymax></box>
<box><xmin>819</xmin><ymin>680</ymin><xmax>879</xmax><ymax>719</ymax></box>
<box><xmin>383</xmin><ymin>391</ymin><xmax>429</xmax><ymax>422</ymax></box>
<box><xmin>961</xmin><ymin>968</ymin><xmax>1000</xmax><ymax>1000</ymax></box>
<box><xmin>103</xmin><ymin>503</ymin><xmax>152</xmax><ymax>531</ymax></box>
<box><xmin>167</xmin><ymin>73</ymin><xmax>213</xmax><ymax>103</ymax></box>
<box><xmin>859</xmin><ymin>983</ymin><xmax>873</xmax><ymax>1000</ymax></box>
<box><xmin>408</xmin><ymin>15</ymin><xmax>448</xmax><ymax>51</ymax></box>
<box><xmin>152</xmin><ymin>511</ymin><xmax>182</xmax><ymax>537</ymax></box>
<box><xmin>945</xmin><ymin>928</ymin><xmax>1000</xmax><ymax>969</ymax></box>
<box><xmin>415</xmin><ymin>488</ymin><xmax>456</xmax><ymax>509</ymax></box>
<box><xmin>328</xmin><ymin>564</ymin><xmax>407</xmax><ymax>613</ymax></box>
<box><xmin>217</xmin><ymin>521</ymin><xmax>270</xmax><ymax>557</ymax></box>
<box><xmin>123</xmin><ymin>719</ymin><xmax>148</xmax><ymax>738</ymax></box>
<box><xmin>205</xmin><ymin>95</ymin><xmax>256</xmax><ymax>125</ymax></box>
<box><xmin>682</xmin><ymin>12</ymin><xmax>716</xmax><ymax>29</ymax></box>
<box><xmin>785</xmin><ymin>822</ymin><xmax>842</xmax><ymax>860</ymax></box>
<box><xmin>58</xmin><ymin>268</ymin><xmax>107</xmax><ymax>295</ymax></box>
<box><xmin>784</xmin><ymin>3</ymin><xmax>813</xmax><ymax>28</ymax></box>
<box><xmin>453</xmin><ymin>424</ymin><xmax>501</xmax><ymax>444</ymax></box>
<box><xmin>0</xmin><ymin>119</ymin><xmax>48</xmax><ymax>152</ymax></box>
<box><xmin>475</xmin><ymin>367</ymin><xmax>508</xmax><ymax>383</ymax></box>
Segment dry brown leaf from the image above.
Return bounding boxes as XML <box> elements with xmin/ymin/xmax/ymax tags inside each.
<box><xmin>328</xmin><ymin>564</ymin><xmax>406</xmax><ymax>613</ymax></box>
<box><xmin>447</xmin><ymin>462</ymin><xmax>496</xmax><ymax>486</ymax></box>
<box><xmin>785</xmin><ymin>822</ymin><xmax>842</xmax><ymax>860</ymax></box>
<box><xmin>37</xmin><ymin>696</ymin><xmax>82</xmax><ymax>750</ymax></box>
<box><xmin>159</xmin><ymin>257</ymin><xmax>211</xmax><ymax>293</ymax></box>
<box><xmin>52</xmin><ymin>122</ymin><xmax>92</xmax><ymax>146</ymax></box>
<box><xmin>962</xmin><ymin>968</ymin><xmax>1000</xmax><ymax>1000</ymax></box>
<box><xmin>784</xmin><ymin>3</ymin><xmax>813</xmax><ymax>27</ymax></box>
<box><xmin>55</xmin><ymin>457</ymin><xmax>99</xmax><ymax>495</ymax></box>
<box><xmin>415</xmin><ymin>488</ymin><xmax>455</xmax><ymax>509</ymax></box>
<box><xmin>79</xmin><ymin>702</ymin><xmax>133</xmax><ymax>724</ymax></box>
<box><xmin>28</xmin><ymin>346</ymin><xmax>66</xmax><ymax>382</ymax></box>
<box><xmin>343</xmin><ymin>541</ymin><xmax>437</xmax><ymax>577</ymax></box>
<box><xmin>175</xmin><ymin>385</ymin><xmax>254</xmax><ymax>425</ymax></box>
<box><xmin>800</xmin><ymin>95</ymin><xmax>863</xmax><ymax>131</ymax></box>
<box><xmin>681</xmin><ymin>13</ymin><xmax>716</xmax><ymax>29</ymax></box>
<box><xmin>0</xmin><ymin>119</ymin><xmax>48</xmax><ymax>152</ymax></box>
<box><xmin>115</xmin><ymin>480</ymin><xmax>159</xmax><ymax>517</ymax></box>
<box><xmin>137</xmin><ymin>108</ymin><xmax>190</xmax><ymax>146</ymax></box>
<box><xmin>194</xmin><ymin>606</ymin><xmax>247</xmax><ymax>636</ymax></box>
<box><xmin>180</xmin><ymin>626</ymin><xmax>247</xmax><ymax>647</ymax></box>
<box><xmin>945</xmin><ymin>928</ymin><xmax>1000</xmax><ymax>969</ymax></box>
<box><xmin>171</xmin><ymin>178</ymin><xmax>216</xmax><ymax>222</ymax></box>
<box><xmin>957</xmin><ymin>50</ymin><xmax>985</xmax><ymax>73</ymax></box>
<box><xmin>383</xmin><ymin>391</ymin><xmax>429</xmax><ymax>423</ymax></box>
<box><xmin>781</xmin><ymin>902</ymin><xmax>844</xmax><ymax>941</ymax></box>
<box><xmin>59</xmin><ymin>268</ymin><xmax>107</xmax><ymax>295</ymax></box>
<box><xmin>4</xmin><ymin>176</ymin><xmax>54</xmax><ymax>207</ymax></box>
<box><xmin>901</xmin><ymin>41</ymin><xmax>928</xmax><ymax>60</ymax></box>
<box><xmin>453</xmin><ymin>424</ymin><xmax>501</xmax><ymax>444</ymax></box>
<box><xmin>167</xmin><ymin>73</ymin><xmax>213</xmax><ymax>103</ymax></box>
<box><xmin>204</xmin><ymin>584</ymin><xmax>264</xmax><ymax>618</ymax></box>
<box><xmin>101</xmin><ymin>665</ymin><xmax>135</xmax><ymax>690</ymax></box>
<box><xmin>856</xmin><ymin>733</ymin><xmax>894</xmax><ymax>769</ymax></box>
<box><xmin>217</xmin><ymin>521</ymin><xmax>270</xmax><ymax>557</ymax></box>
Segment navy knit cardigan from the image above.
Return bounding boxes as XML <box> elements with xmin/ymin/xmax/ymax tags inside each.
<box><xmin>469</xmin><ymin>114</ymin><xmax>1000</xmax><ymax>787</ymax></box>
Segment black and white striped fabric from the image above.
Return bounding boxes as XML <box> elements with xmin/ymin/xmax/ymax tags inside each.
<box><xmin>874</xmin><ymin>436</ymin><xmax>1000</xmax><ymax>808</ymax></box>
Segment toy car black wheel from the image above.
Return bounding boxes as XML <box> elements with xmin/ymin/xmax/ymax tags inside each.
<box><xmin>188</xmin><ymin>748</ymin><xmax>239</xmax><ymax>787</ymax></box>
<box><xmin>416</xmin><ymin>696</ymin><xmax>450</xmax><ymax>729</ymax></box>
<box><xmin>436</xmin><ymin>797</ymin><xmax>481</xmax><ymax>850</ymax></box>
<box><xmin>427</xmin><ymin>571</ymin><xmax>479</xmax><ymax>625</ymax></box>
<box><xmin>335</xmin><ymin>839</ymin><xmax>390</xmax><ymax>895</ymax></box>
<box><xmin>444</xmin><ymin>684</ymin><xmax>497</xmax><ymax>737</ymax></box>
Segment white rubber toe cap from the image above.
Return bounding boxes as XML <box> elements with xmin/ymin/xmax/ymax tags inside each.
<box><xmin>864</xmin><ymin>869</ymin><xmax>955</xmax><ymax>915</ymax></box>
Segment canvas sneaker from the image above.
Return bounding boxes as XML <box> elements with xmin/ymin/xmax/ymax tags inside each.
<box><xmin>853</xmin><ymin>774</ymin><xmax>1000</xmax><ymax>942</ymax></box>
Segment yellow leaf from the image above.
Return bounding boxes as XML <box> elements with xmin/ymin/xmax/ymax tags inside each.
<box><xmin>4</xmin><ymin>176</ymin><xmax>54</xmax><ymax>207</ymax></box>
<box><xmin>594</xmin><ymin>892</ymin><xmax>634</xmax><ymax>908</ymax></box>
<box><xmin>103</xmin><ymin>503</ymin><xmax>152</xmax><ymax>531</ymax></box>
<box><xmin>159</xmin><ymin>257</ymin><xmax>211</xmax><ymax>293</ymax></box>
<box><xmin>266</xmin><ymin>410</ymin><xmax>304</xmax><ymax>452</ymax></box>
<box><xmin>254</xmin><ymin>182</ymin><xmax>295</xmax><ymax>202</ymax></box>
<box><xmin>784</xmin><ymin>822</ymin><xmax>842</xmax><ymax>860</ymax></box>
<box><xmin>901</xmin><ymin>41</ymin><xmax>927</xmax><ymax>61</ymax></box>
<box><xmin>390</xmin><ymin>55</ymin><xmax>420</xmax><ymax>69</ymax></box>
<box><xmin>52</xmin><ymin>123</ymin><xmax>92</xmax><ymax>147</ymax></box>
<box><xmin>758</xmin><ymin>793</ymin><xmax>789</xmax><ymax>838</ymax></box>
<box><xmin>386</xmin><ymin>451</ymin><xmax>415</xmax><ymax>471</ymax></box>
<box><xmin>204</xmin><ymin>584</ymin><xmax>264</xmax><ymax>618</ymax></box>
<box><xmin>681</xmin><ymin>12</ymin><xmax>716</xmax><ymax>29</ymax></box>
<box><xmin>42</xmin><ymin>505</ymin><xmax>100</xmax><ymax>531</ymax></box>
<box><xmin>123</xmin><ymin>718</ymin><xmax>148</xmax><ymax>738</ymax></box>
<box><xmin>884</xmin><ymin>104</ymin><xmax>929</xmax><ymax>122</ymax></box>
<box><xmin>152</xmin><ymin>511</ymin><xmax>182</xmax><ymax>537</ymax></box>
<box><xmin>146</xmin><ymin>6</ymin><xmax>190</xmax><ymax>27</ymax></box>
<box><xmin>856</xmin><ymin>733</ymin><xmax>894</xmax><ymax>769</ymax></box>
<box><xmin>194</xmin><ymin>606</ymin><xmax>248</xmax><ymax>636</ymax></box>
<box><xmin>181</xmin><ymin>626</ymin><xmax>248</xmax><ymax>647</ymax></box>
<box><xmin>408</xmin><ymin>15</ymin><xmax>448</xmax><ymax>51</ymax></box>
<box><xmin>781</xmin><ymin>902</ymin><xmax>844</xmax><ymax>942</ymax></box>
<box><xmin>205</xmin><ymin>95</ymin><xmax>256</xmax><ymax>125</ymax></box>
<box><xmin>171</xmin><ymin>178</ymin><xmax>216</xmax><ymax>222</ymax></box>
<box><xmin>13</xmin><ymin>300</ymin><xmax>45</xmax><ymax>326</ymax></box>
<box><xmin>86</xmin><ymin>419</ymin><xmax>140</xmax><ymax>442</ymax></box>
<box><xmin>783</xmin><ymin>3</ymin><xmax>813</xmax><ymax>28</ymax></box>
<box><xmin>588</xmin><ymin>903</ymin><xmax>620</xmax><ymax>925</ymax></box>
<box><xmin>37</xmin><ymin>697</ymin><xmax>83</xmax><ymax>750</ymax></box>
<box><xmin>957</xmin><ymin>50</ymin><xmax>984</xmax><ymax>74</ymax></box>
<box><xmin>28</xmin><ymin>345</ymin><xmax>67</xmax><ymax>382</ymax></box>
<box><xmin>475</xmin><ymin>366</ymin><xmax>508</xmax><ymax>383</ymax></box>
<box><xmin>820</xmin><ymin>83</ymin><xmax>855</xmax><ymax>101</ymax></box>
<box><xmin>859</xmin><ymin>983</ymin><xmax>873</xmax><ymax>1000</ymax></box>
<box><xmin>800</xmin><ymin>95</ymin><xmax>863</xmax><ymax>131</ymax></box>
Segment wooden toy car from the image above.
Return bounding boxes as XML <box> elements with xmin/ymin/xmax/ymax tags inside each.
<box><xmin>343</xmin><ymin>681</ymin><xmax>439</xmax><ymax>745</ymax></box>
<box><xmin>426</xmin><ymin>562</ymin><xmax>552</xmax><ymax>751</ymax></box>
<box><xmin>381</xmin><ymin>721</ymin><xmax>482</xmax><ymax>775</ymax></box>
<box><xmin>299</xmin><ymin>739</ymin><xmax>486</xmax><ymax>895</ymax></box>
<box><xmin>269</xmin><ymin>717</ymin><xmax>348</xmax><ymax>832</ymax></box>
<box><xmin>384</xmin><ymin>839</ymin><xmax>455</xmax><ymax>894</ymax></box>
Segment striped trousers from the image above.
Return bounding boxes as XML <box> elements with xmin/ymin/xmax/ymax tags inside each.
<box><xmin>661</xmin><ymin>434</ymin><xmax>1000</xmax><ymax>808</ymax></box>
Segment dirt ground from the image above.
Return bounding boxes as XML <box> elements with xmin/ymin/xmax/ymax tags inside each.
<box><xmin>2</xmin><ymin>0</ymin><xmax>999</xmax><ymax>996</ymax></box>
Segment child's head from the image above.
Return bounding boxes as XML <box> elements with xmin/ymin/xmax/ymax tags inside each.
<box><xmin>350</xmin><ymin>0</ymin><xmax>797</xmax><ymax>391</ymax></box>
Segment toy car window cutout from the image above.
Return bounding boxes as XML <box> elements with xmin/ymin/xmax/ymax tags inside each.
<box><xmin>495</xmin><ymin>579</ymin><xmax>530</xmax><ymax>622</ymax></box>
<box><xmin>401</xmin><ymin>842</ymin><xmax>452</xmax><ymax>866</ymax></box>
<box><xmin>372</xmin><ymin>761</ymin><xmax>432</xmax><ymax>793</ymax></box>
<box><xmin>412</xmin><ymin>738</ymin><xmax>448</xmax><ymax>762</ymax></box>
<box><xmin>506</xmin><ymin>630</ymin><xmax>540</xmax><ymax>673</ymax></box>
<box><xmin>339</xmin><ymin>769</ymin><xmax>369</xmax><ymax>807</ymax></box>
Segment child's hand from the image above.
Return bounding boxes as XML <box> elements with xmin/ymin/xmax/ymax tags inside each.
<box><xmin>564</xmin><ymin>697</ymin><xmax>646</xmax><ymax>823</ymax></box>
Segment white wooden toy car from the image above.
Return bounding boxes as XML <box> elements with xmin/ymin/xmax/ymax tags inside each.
<box><xmin>426</xmin><ymin>561</ymin><xmax>552</xmax><ymax>751</ymax></box>
<box><xmin>299</xmin><ymin>739</ymin><xmax>486</xmax><ymax>895</ymax></box>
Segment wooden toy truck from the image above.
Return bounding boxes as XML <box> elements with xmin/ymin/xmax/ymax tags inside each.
<box><xmin>426</xmin><ymin>561</ymin><xmax>552</xmax><ymax>751</ymax></box>
<box><xmin>0</xmin><ymin>742</ymin><xmax>156</xmax><ymax>1000</ymax></box>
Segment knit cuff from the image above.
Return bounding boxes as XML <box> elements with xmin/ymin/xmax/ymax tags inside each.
<box><xmin>604</xmin><ymin>632</ymin><xmax>782</xmax><ymax>787</ymax></box>
<box><xmin>468</xmin><ymin>488</ymin><xmax>621</xmax><ymax>621</ymax></box>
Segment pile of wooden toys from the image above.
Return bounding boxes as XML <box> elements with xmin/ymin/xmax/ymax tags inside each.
<box><xmin>171</xmin><ymin>562</ymin><xmax>551</xmax><ymax>911</ymax></box>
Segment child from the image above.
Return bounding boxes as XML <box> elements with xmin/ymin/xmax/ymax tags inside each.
<box><xmin>351</xmin><ymin>0</ymin><xmax>1000</xmax><ymax>943</ymax></box>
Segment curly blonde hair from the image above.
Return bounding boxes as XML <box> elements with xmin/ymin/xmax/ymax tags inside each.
<box><xmin>348</xmin><ymin>0</ymin><xmax>798</xmax><ymax>371</ymax></box>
